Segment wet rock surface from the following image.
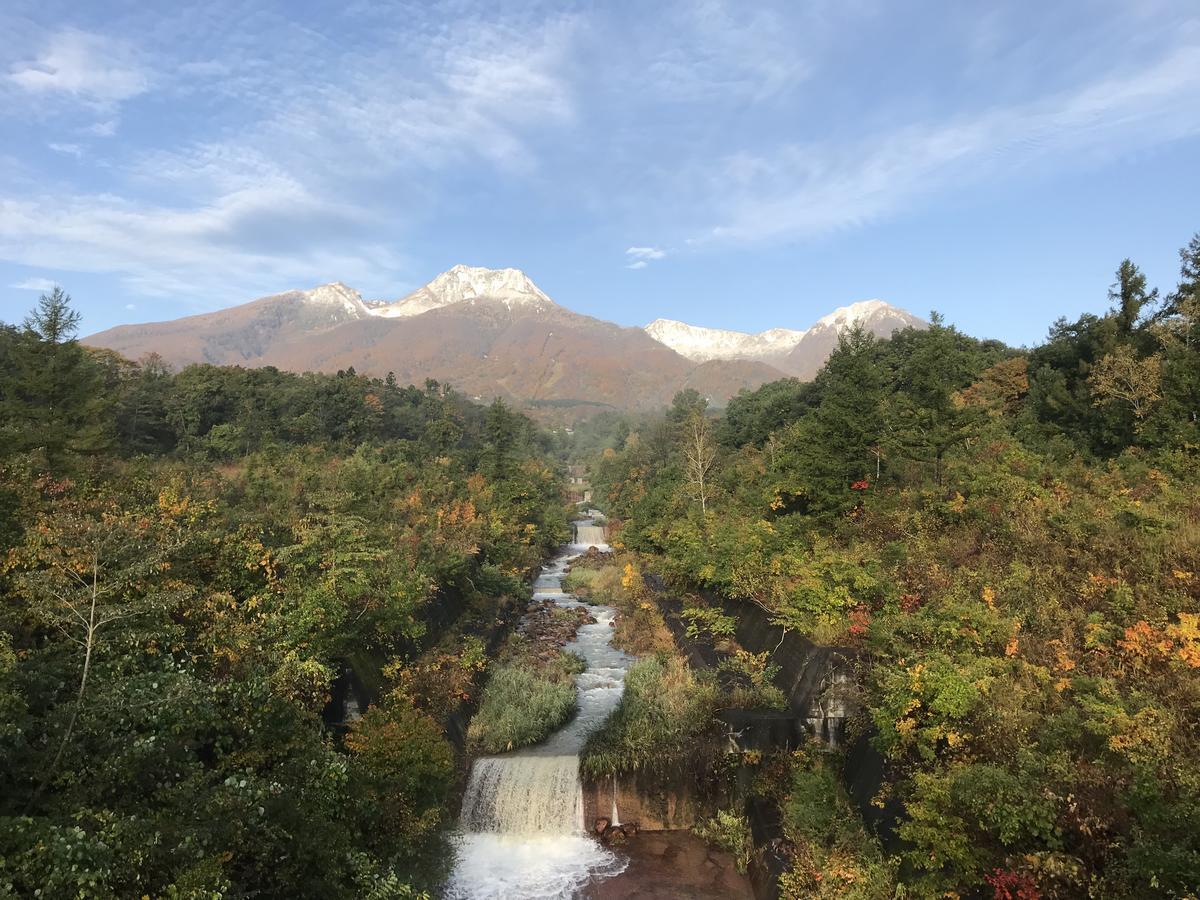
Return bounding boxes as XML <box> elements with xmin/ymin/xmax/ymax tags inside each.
<box><xmin>571</xmin><ymin>545</ymin><xmax>615</xmax><ymax>567</ymax></box>
<box><xmin>583</xmin><ymin>831</ymin><xmax>755</xmax><ymax>900</ymax></box>
<box><xmin>515</xmin><ymin>599</ymin><xmax>596</xmax><ymax>657</ymax></box>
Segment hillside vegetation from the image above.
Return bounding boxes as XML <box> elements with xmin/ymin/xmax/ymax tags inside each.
<box><xmin>0</xmin><ymin>290</ymin><xmax>568</xmax><ymax>898</ymax></box>
<box><xmin>590</xmin><ymin>238</ymin><xmax>1200</xmax><ymax>898</ymax></box>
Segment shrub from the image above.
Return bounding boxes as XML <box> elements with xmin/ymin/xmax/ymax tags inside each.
<box><xmin>778</xmin><ymin>749</ymin><xmax>898</xmax><ymax>899</ymax></box>
<box><xmin>693</xmin><ymin>809</ymin><xmax>753</xmax><ymax>873</ymax></box>
<box><xmin>467</xmin><ymin>663</ymin><xmax>577</xmax><ymax>754</ymax></box>
<box><xmin>581</xmin><ymin>655</ymin><xmax>720</xmax><ymax>777</ymax></box>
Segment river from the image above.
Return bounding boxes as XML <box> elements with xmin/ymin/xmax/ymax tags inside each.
<box><xmin>445</xmin><ymin>521</ymin><xmax>633</xmax><ymax>899</ymax></box>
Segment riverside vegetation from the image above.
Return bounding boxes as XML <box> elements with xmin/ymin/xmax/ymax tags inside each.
<box><xmin>586</xmin><ymin>237</ymin><xmax>1200</xmax><ymax>898</ymax></box>
<box><xmin>0</xmin><ymin>230</ymin><xmax>1197</xmax><ymax>899</ymax></box>
<box><xmin>0</xmin><ymin>290</ymin><xmax>569</xmax><ymax>897</ymax></box>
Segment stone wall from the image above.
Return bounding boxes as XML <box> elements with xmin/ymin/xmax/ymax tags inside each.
<box><xmin>581</xmin><ymin>771</ymin><xmax>715</xmax><ymax>832</ymax></box>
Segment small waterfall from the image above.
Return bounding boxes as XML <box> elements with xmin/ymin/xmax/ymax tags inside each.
<box><xmin>448</xmin><ymin>518</ymin><xmax>631</xmax><ymax>899</ymax></box>
<box><xmin>572</xmin><ymin>523</ymin><xmax>607</xmax><ymax>547</ymax></box>
<box><xmin>460</xmin><ymin>756</ymin><xmax>583</xmax><ymax>834</ymax></box>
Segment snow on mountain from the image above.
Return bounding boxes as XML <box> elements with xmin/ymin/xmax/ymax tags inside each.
<box><xmin>370</xmin><ymin>264</ymin><xmax>553</xmax><ymax>318</ymax></box>
<box><xmin>646</xmin><ymin>300</ymin><xmax>921</xmax><ymax>362</ymax></box>
<box><xmin>813</xmin><ymin>298</ymin><xmax>894</xmax><ymax>329</ymax></box>
<box><xmin>299</xmin><ymin>282</ymin><xmax>372</xmax><ymax>317</ymax></box>
<box><xmin>644</xmin><ymin>319</ymin><xmax>806</xmax><ymax>362</ymax></box>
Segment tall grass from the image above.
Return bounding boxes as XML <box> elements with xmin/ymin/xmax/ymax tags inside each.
<box><xmin>467</xmin><ymin>662</ymin><xmax>577</xmax><ymax>754</ymax></box>
<box><xmin>580</xmin><ymin>654</ymin><xmax>720</xmax><ymax>777</ymax></box>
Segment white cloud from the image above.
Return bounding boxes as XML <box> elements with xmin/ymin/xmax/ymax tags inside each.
<box><xmin>0</xmin><ymin>183</ymin><xmax>406</xmax><ymax>303</ymax></box>
<box><xmin>625</xmin><ymin>247</ymin><xmax>666</xmax><ymax>269</ymax></box>
<box><xmin>10</xmin><ymin>277</ymin><xmax>58</xmax><ymax>291</ymax></box>
<box><xmin>48</xmin><ymin>142</ymin><xmax>83</xmax><ymax>157</ymax></box>
<box><xmin>700</xmin><ymin>44</ymin><xmax>1200</xmax><ymax>244</ymax></box>
<box><xmin>9</xmin><ymin>29</ymin><xmax>150</xmax><ymax>108</ymax></box>
<box><xmin>0</xmin><ymin>12</ymin><xmax>577</xmax><ymax>307</ymax></box>
<box><xmin>124</xmin><ymin>303</ymin><xmax>136</xmax><ymax>310</ymax></box>
<box><xmin>639</xmin><ymin>0</ymin><xmax>822</xmax><ymax>103</ymax></box>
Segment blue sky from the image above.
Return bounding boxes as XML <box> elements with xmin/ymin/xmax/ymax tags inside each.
<box><xmin>1</xmin><ymin>0</ymin><xmax>1198</xmax><ymax>346</ymax></box>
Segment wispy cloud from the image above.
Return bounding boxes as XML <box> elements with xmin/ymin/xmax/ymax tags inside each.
<box><xmin>9</xmin><ymin>29</ymin><xmax>150</xmax><ymax>109</ymax></box>
<box><xmin>639</xmin><ymin>0</ymin><xmax>822</xmax><ymax>103</ymax></box>
<box><xmin>10</xmin><ymin>276</ymin><xmax>58</xmax><ymax>291</ymax></box>
<box><xmin>627</xmin><ymin>247</ymin><xmax>666</xmax><ymax>260</ymax></box>
<box><xmin>0</xmin><ymin>10</ymin><xmax>578</xmax><ymax>306</ymax></box>
<box><xmin>48</xmin><ymin>142</ymin><xmax>82</xmax><ymax>157</ymax></box>
<box><xmin>626</xmin><ymin>246</ymin><xmax>666</xmax><ymax>269</ymax></box>
<box><xmin>699</xmin><ymin>44</ymin><xmax>1200</xmax><ymax>244</ymax></box>
<box><xmin>0</xmin><ymin>184</ymin><xmax>403</xmax><ymax>302</ymax></box>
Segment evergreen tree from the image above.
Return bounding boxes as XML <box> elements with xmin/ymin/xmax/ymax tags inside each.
<box><xmin>23</xmin><ymin>285</ymin><xmax>80</xmax><ymax>344</ymax></box>
<box><xmin>813</xmin><ymin>325</ymin><xmax>887</xmax><ymax>487</ymax></box>
<box><xmin>2</xmin><ymin>290</ymin><xmax>111</xmax><ymax>461</ymax></box>
<box><xmin>892</xmin><ymin>313</ymin><xmax>977</xmax><ymax>484</ymax></box>
<box><xmin>1111</xmin><ymin>259</ymin><xmax>1156</xmax><ymax>335</ymax></box>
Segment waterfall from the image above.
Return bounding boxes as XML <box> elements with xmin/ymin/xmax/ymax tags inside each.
<box><xmin>447</xmin><ymin>518</ymin><xmax>631</xmax><ymax>899</ymax></box>
<box><xmin>572</xmin><ymin>523</ymin><xmax>607</xmax><ymax>547</ymax></box>
<box><xmin>460</xmin><ymin>756</ymin><xmax>583</xmax><ymax>834</ymax></box>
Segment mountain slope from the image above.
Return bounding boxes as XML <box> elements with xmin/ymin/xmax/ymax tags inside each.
<box><xmin>645</xmin><ymin>299</ymin><xmax>925</xmax><ymax>379</ymax></box>
<box><xmin>644</xmin><ymin>319</ymin><xmax>806</xmax><ymax>362</ymax></box>
<box><xmin>85</xmin><ymin>282</ymin><xmax>371</xmax><ymax>367</ymax></box>
<box><xmin>84</xmin><ymin>268</ymin><xmax>787</xmax><ymax>413</ymax></box>
<box><xmin>84</xmin><ymin>267</ymin><xmax>923</xmax><ymax>413</ymax></box>
<box><xmin>780</xmin><ymin>301</ymin><xmax>926</xmax><ymax>378</ymax></box>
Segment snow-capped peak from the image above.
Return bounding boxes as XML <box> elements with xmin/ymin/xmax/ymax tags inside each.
<box><xmin>644</xmin><ymin>300</ymin><xmax>922</xmax><ymax>363</ymax></box>
<box><xmin>814</xmin><ymin>299</ymin><xmax>893</xmax><ymax>329</ymax></box>
<box><xmin>299</xmin><ymin>282</ymin><xmax>371</xmax><ymax>317</ymax></box>
<box><xmin>370</xmin><ymin>265</ymin><xmax>554</xmax><ymax>318</ymax></box>
<box><xmin>645</xmin><ymin>318</ymin><xmax>806</xmax><ymax>362</ymax></box>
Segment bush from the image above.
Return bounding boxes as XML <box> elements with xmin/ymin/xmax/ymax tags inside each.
<box><xmin>467</xmin><ymin>663</ymin><xmax>577</xmax><ymax>754</ymax></box>
<box><xmin>777</xmin><ymin>750</ymin><xmax>898</xmax><ymax>900</ymax></box>
<box><xmin>581</xmin><ymin>654</ymin><xmax>720</xmax><ymax>777</ymax></box>
<box><xmin>693</xmin><ymin>810</ymin><xmax>753</xmax><ymax>873</ymax></box>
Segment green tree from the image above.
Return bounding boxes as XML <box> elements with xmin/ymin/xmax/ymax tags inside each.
<box><xmin>23</xmin><ymin>285</ymin><xmax>80</xmax><ymax>344</ymax></box>
<box><xmin>1</xmin><ymin>290</ymin><xmax>112</xmax><ymax>461</ymax></box>
<box><xmin>891</xmin><ymin>314</ymin><xmax>977</xmax><ymax>485</ymax></box>
<box><xmin>1111</xmin><ymin>259</ymin><xmax>1157</xmax><ymax>336</ymax></box>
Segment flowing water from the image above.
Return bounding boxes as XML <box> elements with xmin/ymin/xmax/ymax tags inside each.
<box><xmin>446</xmin><ymin>522</ymin><xmax>634</xmax><ymax>899</ymax></box>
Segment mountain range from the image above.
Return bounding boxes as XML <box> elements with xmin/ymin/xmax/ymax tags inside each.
<box><xmin>84</xmin><ymin>266</ymin><xmax>925</xmax><ymax>416</ymax></box>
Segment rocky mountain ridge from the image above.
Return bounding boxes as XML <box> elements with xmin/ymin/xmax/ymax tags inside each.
<box><xmin>84</xmin><ymin>266</ymin><xmax>925</xmax><ymax>416</ymax></box>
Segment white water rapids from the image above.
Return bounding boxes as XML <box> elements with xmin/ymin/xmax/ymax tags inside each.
<box><xmin>446</xmin><ymin>522</ymin><xmax>633</xmax><ymax>899</ymax></box>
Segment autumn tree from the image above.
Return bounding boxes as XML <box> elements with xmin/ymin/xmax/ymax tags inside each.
<box><xmin>682</xmin><ymin>409</ymin><xmax>717</xmax><ymax>513</ymax></box>
<box><xmin>10</xmin><ymin>494</ymin><xmax>194</xmax><ymax>799</ymax></box>
<box><xmin>1089</xmin><ymin>344</ymin><xmax>1163</xmax><ymax>421</ymax></box>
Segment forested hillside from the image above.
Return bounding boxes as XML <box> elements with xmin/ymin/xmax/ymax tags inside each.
<box><xmin>0</xmin><ymin>290</ymin><xmax>568</xmax><ymax>898</ymax></box>
<box><xmin>590</xmin><ymin>237</ymin><xmax>1200</xmax><ymax>898</ymax></box>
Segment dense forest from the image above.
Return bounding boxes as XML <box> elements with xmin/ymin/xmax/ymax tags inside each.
<box><xmin>0</xmin><ymin>291</ymin><xmax>568</xmax><ymax>898</ymax></box>
<box><xmin>588</xmin><ymin>236</ymin><xmax>1200</xmax><ymax>898</ymax></box>
<box><xmin>1</xmin><ymin>231</ymin><xmax>1197</xmax><ymax>899</ymax></box>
